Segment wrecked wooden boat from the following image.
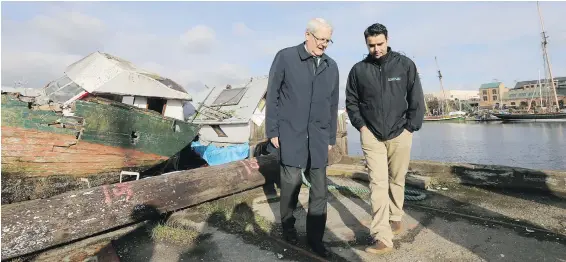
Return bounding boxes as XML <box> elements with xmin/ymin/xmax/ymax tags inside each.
<box><xmin>0</xmin><ymin>142</ymin><xmax>347</xmax><ymax>260</ymax></box>
<box><xmin>1</xmin><ymin>51</ymin><xmax>201</xmax><ymax>204</ymax></box>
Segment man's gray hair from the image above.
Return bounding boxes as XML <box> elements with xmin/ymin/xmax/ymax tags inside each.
<box><xmin>306</xmin><ymin>18</ymin><xmax>333</xmax><ymax>34</ymax></box>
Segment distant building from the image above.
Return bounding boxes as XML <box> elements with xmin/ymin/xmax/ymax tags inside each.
<box><xmin>429</xmin><ymin>90</ymin><xmax>479</xmax><ymax>101</ymax></box>
<box><xmin>503</xmin><ymin>77</ymin><xmax>566</xmax><ymax>109</ymax></box>
<box><xmin>513</xmin><ymin>77</ymin><xmax>566</xmax><ymax>90</ymax></box>
<box><xmin>478</xmin><ymin>82</ymin><xmax>509</xmax><ymax>108</ymax></box>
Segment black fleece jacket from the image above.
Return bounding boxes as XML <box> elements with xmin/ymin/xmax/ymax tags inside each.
<box><xmin>345</xmin><ymin>47</ymin><xmax>425</xmax><ymax>140</ymax></box>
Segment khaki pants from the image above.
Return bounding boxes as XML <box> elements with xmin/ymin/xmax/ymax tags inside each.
<box><xmin>360</xmin><ymin>128</ymin><xmax>413</xmax><ymax>248</ymax></box>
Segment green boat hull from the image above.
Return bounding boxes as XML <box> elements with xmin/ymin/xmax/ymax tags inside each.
<box><xmin>1</xmin><ymin>93</ymin><xmax>200</xmax><ymax>203</ymax></box>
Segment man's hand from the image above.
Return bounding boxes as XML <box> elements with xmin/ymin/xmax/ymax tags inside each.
<box><xmin>328</xmin><ymin>145</ymin><xmax>333</xmax><ymax>151</ymax></box>
<box><xmin>360</xmin><ymin>126</ymin><xmax>369</xmax><ymax>133</ymax></box>
<box><xmin>270</xmin><ymin>137</ymin><xmax>280</xmax><ymax>148</ymax></box>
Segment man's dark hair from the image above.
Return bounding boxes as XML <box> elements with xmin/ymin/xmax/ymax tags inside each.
<box><xmin>364</xmin><ymin>23</ymin><xmax>388</xmax><ymax>40</ymax></box>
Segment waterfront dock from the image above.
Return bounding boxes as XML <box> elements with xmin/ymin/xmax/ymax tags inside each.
<box><xmin>3</xmin><ymin>154</ymin><xmax>565</xmax><ymax>262</ymax></box>
<box><xmin>15</xmin><ymin>165</ymin><xmax>566</xmax><ymax>262</ymax></box>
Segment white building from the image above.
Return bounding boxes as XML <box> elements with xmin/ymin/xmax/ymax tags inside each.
<box><xmin>429</xmin><ymin>90</ymin><xmax>479</xmax><ymax>101</ymax></box>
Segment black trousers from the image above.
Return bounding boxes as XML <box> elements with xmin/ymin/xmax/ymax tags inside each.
<box><xmin>279</xmin><ymin>162</ymin><xmax>328</xmax><ymax>245</ymax></box>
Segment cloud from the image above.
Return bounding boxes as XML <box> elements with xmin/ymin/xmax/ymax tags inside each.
<box><xmin>1</xmin><ymin>51</ymin><xmax>83</xmax><ymax>88</ymax></box>
<box><xmin>180</xmin><ymin>25</ymin><xmax>217</xmax><ymax>54</ymax></box>
<box><xmin>29</xmin><ymin>10</ymin><xmax>105</xmax><ymax>54</ymax></box>
<box><xmin>232</xmin><ymin>22</ymin><xmax>253</xmax><ymax>36</ymax></box>
<box><xmin>2</xmin><ymin>1</ymin><xmax>565</xmax><ymax>111</ymax></box>
<box><xmin>1</xmin><ymin>5</ymin><xmax>253</xmax><ymax>100</ymax></box>
<box><xmin>256</xmin><ymin>36</ymin><xmax>301</xmax><ymax>57</ymax></box>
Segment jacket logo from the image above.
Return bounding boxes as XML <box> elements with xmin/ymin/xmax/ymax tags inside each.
<box><xmin>387</xmin><ymin>77</ymin><xmax>401</xmax><ymax>81</ymax></box>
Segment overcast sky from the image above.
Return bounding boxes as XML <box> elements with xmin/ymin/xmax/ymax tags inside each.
<box><xmin>2</xmin><ymin>1</ymin><xmax>565</xmax><ymax>107</ymax></box>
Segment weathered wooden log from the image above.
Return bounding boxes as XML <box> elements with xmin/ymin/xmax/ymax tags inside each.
<box><xmin>1</xmin><ymin>147</ymin><xmax>343</xmax><ymax>259</ymax></box>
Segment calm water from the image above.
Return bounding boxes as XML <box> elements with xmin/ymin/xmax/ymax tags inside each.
<box><xmin>347</xmin><ymin>121</ymin><xmax>566</xmax><ymax>171</ymax></box>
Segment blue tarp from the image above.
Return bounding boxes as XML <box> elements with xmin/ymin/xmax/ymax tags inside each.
<box><xmin>191</xmin><ymin>141</ymin><xmax>250</xmax><ymax>166</ymax></box>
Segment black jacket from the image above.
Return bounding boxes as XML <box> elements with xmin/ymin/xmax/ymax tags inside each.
<box><xmin>345</xmin><ymin>47</ymin><xmax>425</xmax><ymax>141</ymax></box>
<box><xmin>265</xmin><ymin>43</ymin><xmax>340</xmax><ymax>169</ymax></box>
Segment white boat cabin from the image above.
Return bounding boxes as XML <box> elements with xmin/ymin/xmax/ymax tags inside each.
<box><xmin>191</xmin><ymin>76</ymin><xmax>269</xmax><ymax>145</ymax></box>
<box><xmin>39</xmin><ymin>51</ymin><xmax>191</xmax><ymax>121</ymax></box>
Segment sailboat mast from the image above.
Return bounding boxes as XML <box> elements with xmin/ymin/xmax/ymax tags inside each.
<box><xmin>537</xmin><ymin>1</ymin><xmax>559</xmax><ymax>112</ymax></box>
<box><xmin>435</xmin><ymin>56</ymin><xmax>448</xmax><ymax>114</ymax></box>
<box><xmin>538</xmin><ymin>70</ymin><xmax>543</xmax><ymax>109</ymax></box>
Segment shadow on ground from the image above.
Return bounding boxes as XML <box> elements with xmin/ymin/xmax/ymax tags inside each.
<box><xmin>89</xmin><ymin>145</ymin><xmax>361</xmax><ymax>262</ymax></box>
<box><xmin>89</xmin><ymin>147</ymin><xmax>565</xmax><ymax>262</ymax></box>
<box><xmin>325</xmin><ymin>175</ymin><xmax>566</xmax><ymax>261</ymax></box>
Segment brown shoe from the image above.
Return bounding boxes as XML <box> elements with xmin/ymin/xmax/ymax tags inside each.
<box><xmin>390</xmin><ymin>220</ymin><xmax>402</xmax><ymax>235</ymax></box>
<box><xmin>365</xmin><ymin>241</ymin><xmax>393</xmax><ymax>254</ymax></box>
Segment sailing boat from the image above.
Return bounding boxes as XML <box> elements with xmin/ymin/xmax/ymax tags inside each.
<box><xmin>493</xmin><ymin>2</ymin><xmax>566</xmax><ymax>121</ymax></box>
<box><xmin>424</xmin><ymin>56</ymin><xmax>465</xmax><ymax>121</ymax></box>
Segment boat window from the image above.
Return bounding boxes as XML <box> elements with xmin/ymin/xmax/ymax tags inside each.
<box><xmin>211</xmin><ymin>87</ymin><xmax>246</xmax><ymax>106</ymax></box>
<box><xmin>147</xmin><ymin>97</ymin><xmax>166</xmax><ymax>114</ymax></box>
<box><xmin>44</xmin><ymin>76</ymin><xmax>73</xmax><ymax>96</ymax></box>
<box><xmin>48</xmin><ymin>81</ymin><xmax>84</xmax><ymax>103</ymax></box>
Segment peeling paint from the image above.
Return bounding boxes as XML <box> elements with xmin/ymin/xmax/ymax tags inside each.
<box><xmin>2</xmin><ymin>92</ymin><xmax>201</xmax><ymax>204</ymax></box>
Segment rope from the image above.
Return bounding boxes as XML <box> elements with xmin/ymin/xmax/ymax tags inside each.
<box><xmin>301</xmin><ymin>171</ymin><xmax>427</xmax><ymax>201</ymax></box>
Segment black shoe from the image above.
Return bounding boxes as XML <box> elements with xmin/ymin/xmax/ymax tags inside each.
<box><xmin>308</xmin><ymin>241</ymin><xmax>329</xmax><ymax>258</ymax></box>
<box><xmin>283</xmin><ymin>229</ymin><xmax>298</xmax><ymax>245</ymax></box>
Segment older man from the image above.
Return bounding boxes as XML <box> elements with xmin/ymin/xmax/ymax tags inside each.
<box><xmin>345</xmin><ymin>23</ymin><xmax>425</xmax><ymax>254</ymax></box>
<box><xmin>265</xmin><ymin>18</ymin><xmax>339</xmax><ymax>258</ymax></box>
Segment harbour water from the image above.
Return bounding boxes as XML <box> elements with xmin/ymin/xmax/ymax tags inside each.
<box><xmin>347</xmin><ymin>121</ymin><xmax>566</xmax><ymax>171</ymax></box>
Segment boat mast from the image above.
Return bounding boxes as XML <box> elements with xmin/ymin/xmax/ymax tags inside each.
<box><xmin>537</xmin><ymin>1</ymin><xmax>559</xmax><ymax>112</ymax></box>
<box><xmin>538</xmin><ymin>70</ymin><xmax>543</xmax><ymax>109</ymax></box>
<box><xmin>435</xmin><ymin>56</ymin><xmax>449</xmax><ymax>114</ymax></box>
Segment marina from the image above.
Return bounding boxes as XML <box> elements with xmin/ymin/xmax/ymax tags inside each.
<box><xmin>2</xmin><ymin>2</ymin><xmax>566</xmax><ymax>261</ymax></box>
<box><xmin>2</xmin><ymin>98</ymin><xmax>566</xmax><ymax>261</ymax></box>
<box><xmin>2</xmin><ymin>55</ymin><xmax>566</xmax><ymax>262</ymax></box>
<box><xmin>348</xmin><ymin>121</ymin><xmax>566</xmax><ymax>171</ymax></box>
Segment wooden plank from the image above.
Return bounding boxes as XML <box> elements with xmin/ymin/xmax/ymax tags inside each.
<box><xmin>1</xmin><ymin>147</ymin><xmax>344</xmax><ymax>259</ymax></box>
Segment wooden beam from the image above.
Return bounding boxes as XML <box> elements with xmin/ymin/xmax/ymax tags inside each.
<box><xmin>1</xmin><ymin>147</ymin><xmax>343</xmax><ymax>259</ymax></box>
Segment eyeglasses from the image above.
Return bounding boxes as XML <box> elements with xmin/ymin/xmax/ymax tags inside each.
<box><xmin>309</xmin><ymin>32</ymin><xmax>333</xmax><ymax>45</ymax></box>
